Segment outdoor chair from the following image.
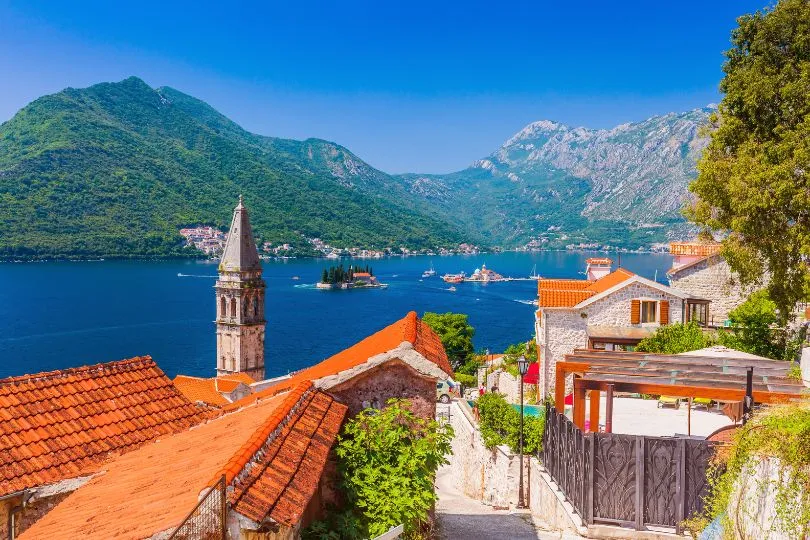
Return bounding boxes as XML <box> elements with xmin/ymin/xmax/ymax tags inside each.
<box><xmin>657</xmin><ymin>395</ymin><xmax>681</xmax><ymax>409</ymax></box>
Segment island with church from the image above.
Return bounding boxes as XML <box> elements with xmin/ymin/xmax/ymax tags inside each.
<box><xmin>316</xmin><ymin>263</ymin><xmax>388</xmax><ymax>289</ymax></box>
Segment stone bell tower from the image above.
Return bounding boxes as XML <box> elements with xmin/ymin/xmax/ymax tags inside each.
<box><xmin>215</xmin><ymin>196</ymin><xmax>266</xmax><ymax>380</ymax></box>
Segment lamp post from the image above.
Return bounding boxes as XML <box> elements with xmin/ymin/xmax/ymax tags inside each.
<box><xmin>517</xmin><ymin>354</ymin><xmax>530</xmax><ymax>509</ymax></box>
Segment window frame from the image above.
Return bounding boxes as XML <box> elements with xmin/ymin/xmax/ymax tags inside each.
<box><xmin>640</xmin><ymin>300</ymin><xmax>658</xmax><ymax>324</ymax></box>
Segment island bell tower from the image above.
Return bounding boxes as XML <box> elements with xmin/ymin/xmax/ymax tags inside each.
<box><xmin>215</xmin><ymin>196</ymin><xmax>266</xmax><ymax>380</ymax></box>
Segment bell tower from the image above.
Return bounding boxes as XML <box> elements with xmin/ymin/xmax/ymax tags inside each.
<box><xmin>215</xmin><ymin>196</ymin><xmax>266</xmax><ymax>380</ymax></box>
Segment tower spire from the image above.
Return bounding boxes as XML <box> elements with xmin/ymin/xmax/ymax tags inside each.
<box><xmin>215</xmin><ymin>197</ymin><xmax>266</xmax><ymax>380</ymax></box>
<box><xmin>220</xmin><ymin>196</ymin><xmax>261</xmax><ymax>273</ymax></box>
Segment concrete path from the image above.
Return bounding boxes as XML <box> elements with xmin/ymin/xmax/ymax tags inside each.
<box><xmin>434</xmin><ymin>462</ymin><xmax>569</xmax><ymax>540</ymax></box>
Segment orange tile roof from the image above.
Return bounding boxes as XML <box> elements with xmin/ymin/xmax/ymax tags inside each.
<box><xmin>219</xmin><ymin>372</ymin><xmax>255</xmax><ymax>385</ymax></box>
<box><xmin>585</xmin><ymin>267</ymin><xmax>635</xmax><ymax>293</ymax></box>
<box><xmin>669</xmin><ymin>241</ymin><xmax>722</xmax><ymax>257</ymax></box>
<box><xmin>20</xmin><ymin>381</ymin><xmax>348</xmax><ymax>539</ymax></box>
<box><xmin>538</xmin><ymin>279</ymin><xmax>591</xmax><ymax>290</ymax></box>
<box><xmin>353</xmin><ymin>272</ymin><xmax>371</xmax><ymax>277</ymax></box>
<box><xmin>173</xmin><ymin>375</ymin><xmax>230</xmax><ymax>406</ymax></box>
<box><xmin>585</xmin><ymin>257</ymin><xmax>613</xmax><ymax>265</ymax></box>
<box><xmin>223</xmin><ymin>311</ymin><xmax>452</xmax><ymax>412</ymax></box>
<box><xmin>537</xmin><ymin>268</ymin><xmax>636</xmax><ymax>308</ymax></box>
<box><xmin>0</xmin><ymin>356</ymin><xmax>214</xmax><ymax>498</ymax></box>
<box><xmin>537</xmin><ymin>289</ymin><xmax>595</xmax><ymax>307</ymax></box>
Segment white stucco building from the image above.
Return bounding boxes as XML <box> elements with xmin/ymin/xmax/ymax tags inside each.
<box><xmin>534</xmin><ymin>258</ymin><xmax>709</xmax><ymax>397</ymax></box>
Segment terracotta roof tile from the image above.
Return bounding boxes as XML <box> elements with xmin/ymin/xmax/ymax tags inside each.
<box><xmin>585</xmin><ymin>257</ymin><xmax>613</xmax><ymax>265</ymax></box>
<box><xmin>172</xmin><ymin>375</ymin><xmax>230</xmax><ymax>406</ymax></box>
<box><xmin>0</xmin><ymin>356</ymin><xmax>214</xmax><ymax>497</ymax></box>
<box><xmin>224</xmin><ymin>311</ymin><xmax>452</xmax><ymax>411</ymax></box>
<box><xmin>536</xmin><ymin>268</ymin><xmax>636</xmax><ymax>308</ymax></box>
<box><xmin>20</xmin><ymin>382</ymin><xmax>348</xmax><ymax>540</ymax></box>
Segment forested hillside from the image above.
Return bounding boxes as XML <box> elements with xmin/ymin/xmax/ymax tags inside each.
<box><xmin>0</xmin><ymin>77</ymin><xmax>467</xmax><ymax>259</ymax></box>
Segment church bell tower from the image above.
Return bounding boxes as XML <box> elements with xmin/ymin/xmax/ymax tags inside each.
<box><xmin>215</xmin><ymin>196</ymin><xmax>266</xmax><ymax>380</ymax></box>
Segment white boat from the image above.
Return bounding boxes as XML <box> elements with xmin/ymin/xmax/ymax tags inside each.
<box><xmin>448</xmin><ymin>286</ymin><xmax>457</xmax><ymax>292</ymax></box>
<box><xmin>422</xmin><ymin>261</ymin><xmax>437</xmax><ymax>278</ymax></box>
<box><xmin>529</xmin><ymin>264</ymin><xmax>540</xmax><ymax>280</ymax></box>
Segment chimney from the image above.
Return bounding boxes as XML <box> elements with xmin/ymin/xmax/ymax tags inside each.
<box><xmin>585</xmin><ymin>257</ymin><xmax>612</xmax><ymax>281</ymax></box>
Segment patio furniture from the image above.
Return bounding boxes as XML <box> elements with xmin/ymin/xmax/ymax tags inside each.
<box><xmin>657</xmin><ymin>395</ymin><xmax>680</xmax><ymax>409</ymax></box>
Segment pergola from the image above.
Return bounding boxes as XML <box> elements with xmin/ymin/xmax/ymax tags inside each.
<box><xmin>555</xmin><ymin>349</ymin><xmax>808</xmax><ymax>432</ymax></box>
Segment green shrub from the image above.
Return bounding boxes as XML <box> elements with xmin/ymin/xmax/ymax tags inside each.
<box><xmin>303</xmin><ymin>399</ymin><xmax>453</xmax><ymax>540</ymax></box>
<box><xmin>476</xmin><ymin>392</ymin><xmax>544</xmax><ymax>454</ymax></box>
<box><xmin>454</xmin><ymin>373</ymin><xmax>477</xmax><ymax>388</ymax></box>
<box><xmin>636</xmin><ymin>322</ymin><xmax>715</xmax><ymax>354</ymax></box>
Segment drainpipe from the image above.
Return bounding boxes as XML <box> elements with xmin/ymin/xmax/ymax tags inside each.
<box><xmin>5</xmin><ymin>489</ymin><xmax>32</xmax><ymax>540</ymax></box>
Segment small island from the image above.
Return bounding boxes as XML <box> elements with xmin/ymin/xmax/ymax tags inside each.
<box><xmin>316</xmin><ymin>264</ymin><xmax>388</xmax><ymax>290</ymax></box>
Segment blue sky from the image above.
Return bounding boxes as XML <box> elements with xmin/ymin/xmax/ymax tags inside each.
<box><xmin>0</xmin><ymin>0</ymin><xmax>766</xmax><ymax>173</ymax></box>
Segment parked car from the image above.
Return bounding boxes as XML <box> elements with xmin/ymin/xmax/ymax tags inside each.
<box><xmin>436</xmin><ymin>381</ymin><xmax>452</xmax><ymax>403</ymax></box>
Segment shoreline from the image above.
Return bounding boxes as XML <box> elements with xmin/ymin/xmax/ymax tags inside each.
<box><xmin>0</xmin><ymin>246</ymin><xmax>673</xmax><ymax>264</ymax></box>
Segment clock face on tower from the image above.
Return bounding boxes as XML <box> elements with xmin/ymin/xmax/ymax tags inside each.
<box><xmin>215</xmin><ymin>197</ymin><xmax>266</xmax><ymax>381</ymax></box>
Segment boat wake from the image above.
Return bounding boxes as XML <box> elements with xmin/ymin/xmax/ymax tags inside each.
<box><xmin>177</xmin><ymin>273</ymin><xmax>217</xmax><ymax>278</ymax></box>
<box><xmin>515</xmin><ymin>299</ymin><xmax>539</xmax><ymax>306</ymax></box>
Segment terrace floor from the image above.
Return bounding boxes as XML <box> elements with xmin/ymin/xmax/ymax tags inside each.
<box><xmin>584</xmin><ymin>396</ymin><xmax>734</xmax><ymax>437</ymax></box>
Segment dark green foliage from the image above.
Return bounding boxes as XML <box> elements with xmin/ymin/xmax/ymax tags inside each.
<box><xmin>304</xmin><ymin>399</ymin><xmax>453</xmax><ymax>539</ymax></box>
<box><xmin>636</xmin><ymin>322</ymin><xmax>715</xmax><ymax>354</ymax></box>
<box><xmin>719</xmin><ymin>290</ymin><xmax>806</xmax><ymax>361</ymax></box>
<box><xmin>501</xmin><ymin>340</ymin><xmax>537</xmax><ymax>378</ymax></box>
<box><xmin>476</xmin><ymin>392</ymin><xmax>544</xmax><ymax>454</ymax></box>
<box><xmin>688</xmin><ymin>0</ymin><xmax>810</xmax><ymax>318</ymax></box>
<box><xmin>0</xmin><ymin>77</ymin><xmax>467</xmax><ymax>259</ymax></box>
<box><xmin>421</xmin><ymin>312</ymin><xmax>475</xmax><ymax>371</ymax></box>
<box><xmin>319</xmin><ymin>264</ymin><xmax>373</xmax><ymax>284</ymax></box>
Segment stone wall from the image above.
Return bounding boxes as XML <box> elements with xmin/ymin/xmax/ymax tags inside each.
<box><xmin>726</xmin><ymin>457</ymin><xmax>803</xmax><ymax>540</ymax></box>
<box><xmin>328</xmin><ymin>360</ymin><xmax>436</xmax><ymax>418</ymax></box>
<box><xmin>0</xmin><ymin>491</ymin><xmax>72</xmax><ymax>540</ymax></box>
<box><xmin>446</xmin><ymin>401</ymin><xmax>526</xmax><ymax>509</ymax></box>
<box><xmin>528</xmin><ymin>459</ymin><xmax>584</xmax><ymax>534</ymax></box>
<box><xmin>537</xmin><ymin>281</ymin><xmax>687</xmax><ymax>396</ymax></box>
<box><xmin>488</xmin><ymin>370</ymin><xmax>534</xmax><ymax>405</ymax></box>
<box><xmin>668</xmin><ymin>256</ymin><xmax>751</xmax><ymax>323</ymax></box>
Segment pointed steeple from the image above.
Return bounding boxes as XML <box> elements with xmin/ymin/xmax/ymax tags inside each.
<box><xmin>220</xmin><ymin>195</ymin><xmax>262</xmax><ymax>272</ymax></box>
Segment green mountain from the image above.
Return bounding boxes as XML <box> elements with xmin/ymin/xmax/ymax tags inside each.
<box><xmin>0</xmin><ymin>77</ymin><xmax>468</xmax><ymax>259</ymax></box>
<box><xmin>396</xmin><ymin>108</ymin><xmax>713</xmax><ymax>249</ymax></box>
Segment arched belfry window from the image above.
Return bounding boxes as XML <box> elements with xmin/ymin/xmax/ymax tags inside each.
<box><xmin>230</xmin><ymin>298</ymin><xmax>237</xmax><ymax>319</ymax></box>
<box><xmin>220</xmin><ymin>297</ymin><xmax>226</xmax><ymax>319</ymax></box>
<box><xmin>252</xmin><ymin>296</ymin><xmax>258</xmax><ymax>317</ymax></box>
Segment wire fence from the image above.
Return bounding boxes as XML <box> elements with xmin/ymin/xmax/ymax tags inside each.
<box><xmin>167</xmin><ymin>475</ymin><xmax>227</xmax><ymax>540</ymax></box>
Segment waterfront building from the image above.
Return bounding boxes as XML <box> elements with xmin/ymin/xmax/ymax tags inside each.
<box><xmin>534</xmin><ymin>258</ymin><xmax>710</xmax><ymax>397</ymax></box>
<box><xmin>215</xmin><ymin>196</ymin><xmax>266</xmax><ymax>381</ymax></box>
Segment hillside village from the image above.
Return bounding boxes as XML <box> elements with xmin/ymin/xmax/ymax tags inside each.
<box><xmin>4</xmin><ymin>1</ymin><xmax>810</xmax><ymax>539</ymax></box>
<box><xmin>3</xmin><ymin>195</ymin><xmax>810</xmax><ymax>540</ymax></box>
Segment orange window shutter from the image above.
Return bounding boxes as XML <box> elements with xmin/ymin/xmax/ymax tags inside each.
<box><xmin>630</xmin><ymin>299</ymin><xmax>640</xmax><ymax>324</ymax></box>
<box><xmin>660</xmin><ymin>300</ymin><xmax>670</xmax><ymax>324</ymax></box>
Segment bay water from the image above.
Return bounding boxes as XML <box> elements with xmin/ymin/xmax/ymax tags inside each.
<box><xmin>0</xmin><ymin>252</ymin><xmax>672</xmax><ymax>379</ymax></box>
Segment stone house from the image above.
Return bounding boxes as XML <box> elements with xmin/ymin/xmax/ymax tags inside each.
<box><xmin>0</xmin><ymin>356</ymin><xmax>214</xmax><ymax>540</ymax></box>
<box><xmin>534</xmin><ymin>259</ymin><xmax>709</xmax><ymax>397</ymax></box>
<box><xmin>667</xmin><ymin>241</ymin><xmax>753</xmax><ymax>324</ymax></box>
<box><xmin>14</xmin><ymin>312</ymin><xmax>452</xmax><ymax>539</ymax></box>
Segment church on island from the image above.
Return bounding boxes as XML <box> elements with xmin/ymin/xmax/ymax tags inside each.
<box><xmin>0</xmin><ymin>197</ymin><xmax>452</xmax><ymax>540</ymax></box>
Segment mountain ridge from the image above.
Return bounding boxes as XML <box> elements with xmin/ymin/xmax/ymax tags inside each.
<box><xmin>0</xmin><ymin>77</ymin><xmax>470</xmax><ymax>259</ymax></box>
<box><xmin>395</xmin><ymin>106</ymin><xmax>713</xmax><ymax>248</ymax></box>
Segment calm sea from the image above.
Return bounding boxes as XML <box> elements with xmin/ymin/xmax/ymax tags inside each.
<box><xmin>0</xmin><ymin>252</ymin><xmax>672</xmax><ymax>380</ymax></box>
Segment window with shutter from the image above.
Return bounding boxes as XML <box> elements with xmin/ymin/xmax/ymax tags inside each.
<box><xmin>630</xmin><ymin>299</ymin><xmax>640</xmax><ymax>324</ymax></box>
<box><xmin>660</xmin><ymin>300</ymin><xmax>670</xmax><ymax>324</ymax></box>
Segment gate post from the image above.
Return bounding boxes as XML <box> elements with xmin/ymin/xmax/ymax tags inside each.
<box><xmin>635</xmin><ymin>437</ymin><xmax>645</xmax><ymax>530</ymax></box>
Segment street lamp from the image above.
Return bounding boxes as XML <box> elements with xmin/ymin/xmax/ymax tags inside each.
<box><xmin>517</xmin><ymin>354</ymin><xmax>530</xmax><ymax>509</ymax></box>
